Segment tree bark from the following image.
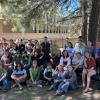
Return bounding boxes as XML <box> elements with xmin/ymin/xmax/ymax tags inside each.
<box><xmin>88</xmin><ymin>0</ymin><xmax>100</xmax><ymax>45</ymax></box>
<box><xmin>81</xmin><ymin>0</ymin><xmax>88</xmax><ymax>43</ymax></box>
<box><xmin>97</xmin><ymin>7</ymin><xmax>100</xmax><ymax>42</ymax></box>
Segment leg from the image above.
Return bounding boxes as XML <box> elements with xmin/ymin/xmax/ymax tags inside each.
<box><xmin>84</xmin><ymin>69</ymin><xmax>96</xmax><ymax>92</ymax></box>
<box><xmin>61</xmin><ymin>83</ymin><xmax>69</xmax><ymax>93</ymax></box>
<box><xmin>57</xmin><ymin>81</ymin><xmax>65</xmax><ymax>91</ymax></box>
<box><xmin>69</xmin><ymin>82</ymin><xmax>78</xmax><ymax>90</ymax></box>
<box><xmin>2</xmin><ymin>77</ymin><xmax>9</xmax><ymax>89</ymax></box>
<box><xmin>82</xmin><ymin>69</ymin><xmax>87</xmax><ymax>87</ymax></box>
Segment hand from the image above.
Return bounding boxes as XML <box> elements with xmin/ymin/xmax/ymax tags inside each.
<box><xmin>66</xmin><ymin>81</ymin><xmax>70</xmax><ymax>85</ymax></box>
<box><xmin>48</xmin><ymin>78</ymin><xmax>52</xmax><ymax>81</ymax></box>
<box><xmin>63</xmin><ymin>79</ymin><xmax>67</xmax><ymax>82</ymax></box>
<box><xmin>54</xmin><ymin>80</ymin><xmax>59</xmax><ymax>83</ymax></box>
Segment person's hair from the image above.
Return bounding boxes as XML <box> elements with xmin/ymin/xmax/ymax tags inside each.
<box><xmin>78</xmin><ymin>36</ymin><xmax>83</xmax><ymax>39</ymax></box>
<box><xmin>32</xmin><ymin>60</ymin><xmax>38</xmax><ymax>68</ymax></box>
<box><xmin>47</xmin><ymin>62</ymin><xmax>51</xmax><ymax>67</ymax></box>
<box><xmin>15</xmin><ymin>63</ymin><xmax>23</xmax><ymax>71</ymax></box>
<box><xmin>84</xmin><ymin>51</ymin><xmax>91</xmax><ymax>58</ymax></box>
<box><xmin>32</xmin><ymin>60</ymin><xmax>37</xmax><ymax>64</ymax></box>
<box><xmin>56</xmin><ymin>65</ymin><xmax>64</xmax><ymax>71</ymax></box>
<box><xmin>75</xmin><ymin>52</ymin><xmax>81</xmax><ymax>56</ymax></box>
<box><xmin>44</xmin><ymin>36</ymin><xmax>47</xmax><ymax>38</ymax></box>
<box><xmin>62</xmin><ymin>50</ymin><xmax>69</xmax><ymax>58</ymax></box>
<box><xmin>68</xmin><ymin>42</ymin><xmax>73</xmax><ymax>48</ymax></box>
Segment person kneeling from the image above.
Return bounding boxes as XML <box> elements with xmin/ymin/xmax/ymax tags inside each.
<box><xmin>56</xmin><ymin>66</ymin><xmax>77</xmax><ymax>96</ymax></box>
<box><xmin>11</xmin><ymin>63</ymin><xmax>27</xmax><ymax>90</ymax></box>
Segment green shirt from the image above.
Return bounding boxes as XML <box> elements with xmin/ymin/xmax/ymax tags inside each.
<box><xmin>29</xmin><ymin>67</ymin><xmax>40</xmax><ymax>81</ymax></box>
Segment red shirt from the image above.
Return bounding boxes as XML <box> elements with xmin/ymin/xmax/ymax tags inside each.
<box><xmin>86</xmin><ymin>57</ymin><xmax>96</xmax><ymax>69</ymax></box>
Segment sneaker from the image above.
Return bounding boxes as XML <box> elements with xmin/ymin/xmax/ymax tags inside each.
<box><xmin>19</xmin><ymin>87</ymin><xmax>23</xmax><ymax>90</ymax></box>
<box><xmin>11</xmin><ymin>84</ymin><xmax>17</xmax><ymax>88</ymax></box>
<box><xmin>37</xmin><ymin>84</ymin><xmax>42</xmax><ymax>88</ymax></box>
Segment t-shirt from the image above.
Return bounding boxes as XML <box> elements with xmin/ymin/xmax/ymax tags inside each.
<box><xmin>85</xmin><ymin>57</ymin><xmax>96</xmax><ymax>69</ymax></box>
<box><xmin>1</xmin><ymin>55</ymin><xmax>9</xmax><ymax>63</ymax></box>
<box><xmin>12</xmin><ymin>69</ymin><xmax>27</xmax><ymax>77</ymax></box>
<box><xmin>60</xmin><ymin>57</ymin><xmax>71</xmax><ymax>67</ymax></box>
<box><xmin>72</xmin><ymin>56</ymin><xmax>84</xmax><ymax>68</ymax></box>
<box><xmin>65</xmin><ymin>48</ymin><xmax>73</xmax><ymax>57</ymax></box>
<box><xmin>43</xmin><ymin>68</ymin><xmax>55</xmax><ymax>77</ymax></box>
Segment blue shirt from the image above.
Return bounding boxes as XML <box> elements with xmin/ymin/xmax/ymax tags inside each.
<box><xmin>12</xmin><ymin>69</ymin><xmax>27</xmax><ymax>77</ymax></box>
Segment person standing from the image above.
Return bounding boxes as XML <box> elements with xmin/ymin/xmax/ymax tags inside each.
<box><xmin>41</xmin><ymin>36</ymin><xmax>50</xmax><ymax>55</ymax></box>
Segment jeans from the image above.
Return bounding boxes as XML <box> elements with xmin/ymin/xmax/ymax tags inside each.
<box><xmin>0</xmin><ymin>77</ymin><xmax>9</xmax><ymax>89</ymax></box>
<box><xmin>52</xmin><ymin>81</ymin><xmax>62</xmax><ymax>90</ymax></box>
<box><xmin>58</xmin><ymin>81</ymin><xmax>77</xmax><ymax>93</ymax></box>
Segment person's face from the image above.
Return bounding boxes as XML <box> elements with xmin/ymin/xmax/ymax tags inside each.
<box><xmin>68</xmin><ymin>43</ymin><xmax>71</xmax><ymax>48</ymax></box>
<box><xmin>58</xmin><ymin>65</ymin><xmax>63</xmax><ymax>71</ymax></box>
<box><xmin>85</xmin><ymin>52</ymin><xmax>90</xmax><ymax>58</ymax></box>
<box><xmin>44</xmin><ymin>37</ymin><xmax>47</xmax><ymax>42</ymax></box>
<box><xmin>76</xmin><ymin>53</ymin><xmax>81</xmax><ymax>58</ymax></box>
<box><xmin>47</xmin><ymin>65</ymin><xmax>51</xmax><ymax>69</ymax></box>
<box><xmin>28</xmin><ymin>40</ymin><xmax>31</xmax><ymax>44</ymax></box>
<box><xmin>17</xmin><ymin>64</ymin><xmax>21</xmax><ymax>70</ymax></box>
<box><xmin>68</xmin><ymin>66</ymin><xmax>73</xmax><ymax>72</ymax></box>
<box><xmin>63</xmin><ymin>51</ymin><xmax>68</xmax><ymax>57</ymax></box>
<box><xmin>87</xmin><ymin>41</ymin><xmax>92</xmax><ymax>46</ymax></box>
<box><xmin>32</xmin><ymin>61</ymin><xmax>37</xmax><ymax>67</ymax></box>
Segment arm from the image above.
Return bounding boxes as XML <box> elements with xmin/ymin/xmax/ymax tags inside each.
<box><xmin>29</xmin><ymin>69</ymin><xmax>34</xmax><ymax>82</ymax></box>
<box><xmin>67</xmin><ymin>72</ymin><xmax>77</xmax><ymax>83</ymax></box>
<box><xmin>18</xmin><ymin>70</ymin><xmax>27</xmax><ymax>80</ymax></box>
<box><xmin>0</xmin><ymin>73</ymin><xmax>7</xmax><ymax>82</ymax></box>
<box><xmin>59</xmin><ymin>57</ymin><xmax>63</xmax><ymax>66</ymax></box>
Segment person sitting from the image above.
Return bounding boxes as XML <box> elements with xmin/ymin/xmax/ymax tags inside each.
<box><xmin>11</xmin><ymin>63</ymin><xmax>27</xmax><ymax>90</ymax></box>
<box><xmin>56</xmin><ymin>66</ymin><xmax>77</xmax><ymax>95</ymax></box>
<box><xmin>82</xmin><ymin>52</ymin><xmax>96</xmax><ymax>92</ymax></box>
<box><xmin>48</xmin><ymin>65</ymin><xmax>64</xmax><ymax>90</ymax></box>
<box><xmin>59</xmin><ymin>50</ymin><xmax>71</xmax><ymax>68</ymax></box>
<box><xmin>71</xmin><ymin>51</ymin><xmax>84</xmax><ymax>76</ymax></box>
<box><xmin>29</xmin><ymin>60</ymin><xmax>41</xmax><ymax>84</ymax></box>
<box><xmin>0</xmin><ymin>61</ymin><xmax>9</xmax><ymax>90</ymax></box>
<box><xmin>43</xmin><ymin>63</ymin><xmax>55</xmax><ymax>86</ymax></box>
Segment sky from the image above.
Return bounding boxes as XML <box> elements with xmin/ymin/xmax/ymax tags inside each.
<box><xmin>59</xmin><ymin>0</ymin><xmax>80</xmax><ymax>16</ymax></box>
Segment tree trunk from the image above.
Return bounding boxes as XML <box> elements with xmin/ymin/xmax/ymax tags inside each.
<box><xmin>97</xmin><ymin>7</ymin><xmax>100</xmax><ymax>42</ymax></box>
<box><xmin>88</xmin><ymin>0</ymin><xmax>100</xmax><ymax>45</ymax></box>
<box><xmin>81</xmin><ymin>0</ymin><xmax>88</xmax><ymax>43</ymax></box>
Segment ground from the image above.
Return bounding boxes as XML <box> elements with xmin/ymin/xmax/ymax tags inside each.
<box><xmin>0</xmin><ymin>81</ymin><xmax>100</xmax><ymax>100</ymax></box>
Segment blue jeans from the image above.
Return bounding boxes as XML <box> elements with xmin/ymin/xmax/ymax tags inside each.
<box><xmin>0</xmin><ymin>77</ymin><xmax>9</xmax><ymax>89</ymax></box>
<box><xmin>58</xmin><ymin>81</ymin><xmax>77</xmax><ymax>93</ymax></box>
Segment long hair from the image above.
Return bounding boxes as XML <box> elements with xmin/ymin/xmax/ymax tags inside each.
<box><xmin>62</xmin><ymin>50</ymin><xmax>69</xmax><ymax>58</ymax></box>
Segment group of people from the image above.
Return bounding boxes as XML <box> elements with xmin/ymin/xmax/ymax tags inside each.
<box><xmin>0</xmin><ymin>36</ymin><xmax>100</xmax><ymax>96</ymax></box>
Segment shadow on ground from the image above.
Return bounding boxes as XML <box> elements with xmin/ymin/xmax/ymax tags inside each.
<box><xmin>0</xmin><ymin>81</ymin><xmax>100</xmax><ymax>100</ymax></box>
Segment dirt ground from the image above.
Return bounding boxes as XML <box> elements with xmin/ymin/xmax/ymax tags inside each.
<box><xmin>0</xmin><ymin>81</ymin><xmax>100</xmax><ymax>100</ymax></box>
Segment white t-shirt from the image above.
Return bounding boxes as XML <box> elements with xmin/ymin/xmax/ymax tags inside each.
<box><xmin>12</xmin><ymin>69</ymin><xmax>27</xmax><ymax>77</ymax></box>
<box><xmin>1</xmin><ymin>55</ymin><xmax>9</xmax><ymax>62</ymax></box>
<box><xmin>72</xmin><ymin>56</ymin><xmax>84</xmax><ymax>68</ymax></box>
<box><xmin>60</xmin><ymin>57</ymin><xmax>71</xmax><ymax>67</ymax></box>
